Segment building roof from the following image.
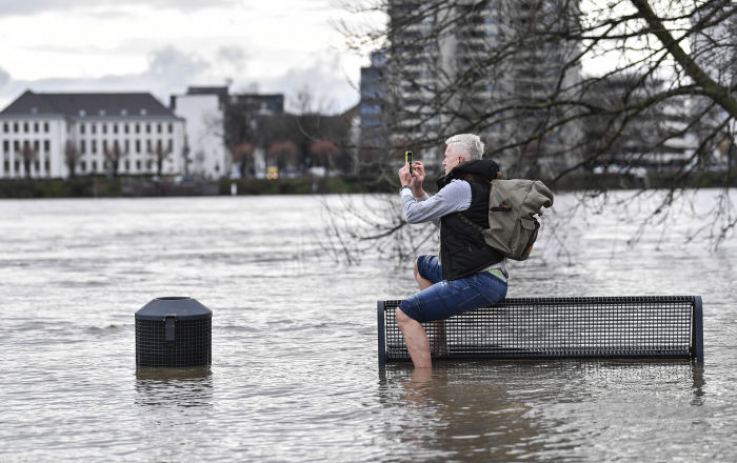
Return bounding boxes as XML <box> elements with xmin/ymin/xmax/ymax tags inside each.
<box><xmin>0</xmin><ymin>90</ymin><xmax>180</xmax><ymax>119</ymax></box>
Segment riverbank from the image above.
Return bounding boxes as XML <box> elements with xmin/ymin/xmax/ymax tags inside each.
<box><xmin>0</xmin><ymin>171</ymin><xmax>734</xmax><ymax>198</ymax></box>
<box><xmin>0</xmin><ymin>176</ymin><xmax>369</xmax><ymax>199</ymax></box>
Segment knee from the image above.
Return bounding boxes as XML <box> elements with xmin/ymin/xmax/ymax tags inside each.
<box><xmin>396</xmin><ymin>307</ymin><xmax>412</xmax><ymax>326</ymax></box>
<box><xmin>413</xmin><ymin>258</ymin><xmax>421</xmax><ymax>280</ymax></box>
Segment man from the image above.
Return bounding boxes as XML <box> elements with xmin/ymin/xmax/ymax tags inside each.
<box><xmin>396</xmin><ymin>134</ymin><xmax>508</xmax><ymax>368</ymax></box>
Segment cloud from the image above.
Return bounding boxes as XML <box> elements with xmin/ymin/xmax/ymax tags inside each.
<box><xmin>148</xmin><ymin>46</ymin><xmax>210</xmax><ymax>88</ymax></box>
<box><xmin>216</xmin><ymin>45</ymin><xmax>248</xmax><ymax>73</ymax></box>
<box><xmin>0</xmin><ymin>47</ymin><xmax>359</xmax><ymax>115</ymax></box>
<box><xmin>0</xmin><ymin>46</ymin><xmax>210</xmax><ymax>109</ymax></box>
<box><xmin>256</xmin><ymin>54</ymin><xmax>359</xmax><ymax>114</ymax></box>
<box><xmin>0</xmin><ymin>0</ymin><xmax>241</xmax><ymax>17</ymax></box>
<box><xmin>0</xmin><ymin>67</ymin><xmax>9</xmax><ymax>88</ymax></box>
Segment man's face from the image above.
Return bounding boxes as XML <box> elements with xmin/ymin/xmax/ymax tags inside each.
<box><xmin>442</xmin><ymin>144</ymin><xmax>464</xmax><ymax>174</ymax></box>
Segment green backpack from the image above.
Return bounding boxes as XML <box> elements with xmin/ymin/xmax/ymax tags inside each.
<box><xmin>460</xmin><ymin>179</ymin><xmax>554</xmax><ymax>260</ymax></box>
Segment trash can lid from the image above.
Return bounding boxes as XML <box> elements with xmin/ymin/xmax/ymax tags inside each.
<box><xmin>135</xmin><ymin>297</ymin><xmax>212</xmax><ymax>321</ymax></box>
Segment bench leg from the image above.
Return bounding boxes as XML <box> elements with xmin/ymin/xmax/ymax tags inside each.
<box><xmin>429</xmin><ymin>321</ymin><xmax>448</xmax><ymax>356</ymax></box>
<box><xmin>396</xmin><ymin>307</ymin><xmax>432</xmax><ymax>368</ymax></box>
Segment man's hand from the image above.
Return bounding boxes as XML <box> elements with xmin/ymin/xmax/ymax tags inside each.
<box><xmin>398</xmin><ymin>162</ymin><xmax>412</xmax><ymax>187</ymax></box>
<box><xmin>398</xmin><ymin>161</ymin><xmax>426</xmax><ymax>197</ymax></box>
<box><xmin>410</xmin><ymin>161</ymin><xmax>426</xmax><ymax>197</ymax></box>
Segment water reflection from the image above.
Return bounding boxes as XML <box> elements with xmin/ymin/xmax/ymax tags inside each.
<box><xmin>135</xmin><ymin>366</ymin><xmax>213</xmax><ymax>408</ymax></box>
<box><xmin>691</xmin><ymin>365</ymin><xmax>706</xmax><ymax>406</ymax></box>
<box><xmin>380</xmin><ymin>361</ymin><xmax>704</xmax><ymax>462</ymax></box>
<box><xmin>381</xmin><ymin>364</ymin><xmax>541</xmax><ymax>462</ymax></box>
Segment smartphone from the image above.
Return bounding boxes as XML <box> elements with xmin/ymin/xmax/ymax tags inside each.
<box><xmin>405</xmin><ymin>151</ymin><xmax>413</xmax><ymax>174</ymax></box>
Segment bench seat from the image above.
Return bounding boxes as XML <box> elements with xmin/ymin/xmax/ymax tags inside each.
<box><xmin>378</xmin><ymin>296</ymin><xmax>703</xmax><ymax>366</ymax></box>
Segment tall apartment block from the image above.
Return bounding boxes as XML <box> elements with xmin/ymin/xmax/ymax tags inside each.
<box><xmin>691</xmin><ymin>2</ymin><xmax>737</xmax><ymax>166</ymax></box>
<box><xmin>384</xmin><ymin>0</ymin><xmax>582</xmax><ymax>175</ymax></box>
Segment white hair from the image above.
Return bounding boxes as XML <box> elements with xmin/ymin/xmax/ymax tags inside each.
<box><xmin>445</xmin><ymin>134</ymin><xmax>484</xmax><ymax>160</ymax></box>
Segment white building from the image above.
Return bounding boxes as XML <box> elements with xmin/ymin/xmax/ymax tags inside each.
<box><xmin>170</xmin><ymin>87</ymin><xmax>231</xmax><ymax>179</ymax></box>
<box><xmin>0</xmin><ymin>90</ymin><xmax>185</xmax><ymax>179</ymax></box>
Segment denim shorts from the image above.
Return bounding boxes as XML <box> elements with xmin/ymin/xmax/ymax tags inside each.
<box><xmin>398</xmin><ymin>255</ymin><xmax>508</xmax><ymax>323</ymax></box>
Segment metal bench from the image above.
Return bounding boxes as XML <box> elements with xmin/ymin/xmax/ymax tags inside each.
<box><xmin>377</xmin><ymin>296</ymin><xmax>703</xmax><ymax>367</ymax></box>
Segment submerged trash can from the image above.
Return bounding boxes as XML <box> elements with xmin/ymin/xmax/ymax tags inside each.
<box><xmin>135</xmin><ymin>297</ymin><xmax>212</xmax><ymax>367</ymax></box>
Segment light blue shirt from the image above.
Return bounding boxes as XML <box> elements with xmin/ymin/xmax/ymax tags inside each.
<box><xmin>400</xmin><ymin>178</ymin><xmax>508</xmax><ymax>279</ymax></box>
<box><xmin>400</xmin><ymin>179</ymin><xmax>472</xmax><ymax>227</ymax></box>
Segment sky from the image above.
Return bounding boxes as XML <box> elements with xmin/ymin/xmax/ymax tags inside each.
<box><xmin>0</xmin><ymin>0</ymin><xmax>383</xmax><ymax>114</ymax></box>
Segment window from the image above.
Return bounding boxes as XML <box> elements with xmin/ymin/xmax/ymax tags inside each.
<box><xmin>135</xmin><ymin>140</ymin><xmax>141</xmax><ymax>153</ymax></box>
<box><xmin>92</xmin><ymin>124</ymin><xmax>97</xmax><ymax>135</ymax></box>
<box><xmin>103</xmin><ymin>140</ymin><xmax>108</xmax><ymax>152</ymax></box>
<box><xmin>13</xmin><ymin>141</ymin><xmax>19</xmax><ymax>151</ymax></box>
<box><xmin>124</xmin><ymin>124</ymin><xmax>129</xmax><ymax>134</ymax></box>
<box><xmin>157</xmin><ymin>123</ymin><xmax>162</xmax><ymax>134</ymax></box>
<box><xmin>92</xmin><ymin>140</ymin><xmax>97</xmax><ymax>154</ymax></box>
<box><xmin>168</xmin><ymin>123</ymin><xmax>173</xmax><ymax>134</ymax></box>
<box><xmin>124</xmin><ymin>140</ymin><xmax>130</xmax><ymax>153</ymax></box>
<box><xmin>23</xmin><ymin>122</ymin><xmax>29</xmax><ymax>133</ymax></box>
<box><xmin>33</xmin><ymin>140</ymin><xmax>40</xmax><ymax>152</ymax></box>
<box><xmin>80</xmin><ymin>140</ymin><xmax>86</xmax><ymax>154</ymax></box>
<box><xmin>146</xmin><ymin>123</ymin><xmax>151</xmax><ymax>134</ymax></box>
<box><xmin>81</xmin><ymin>160</ymin><xmax>86</xmax><ymax>172</ymax></box>
<box><xmin>34</xmin><ymin>123</ymin><xmax>39</xmax><ymax>133</ymax></box>
<box><xmin>135</xmin><ymin>124</ymin><xmax>140</xmax><ymax>134</ymax></box>
<box><xmin>44</xmin><ymin>122</ymin><xmax>49</xmax><ymax>133</ymax></box>
<box><xmin>13</xmin><ymin>123</ymin><xmax>18</xmax><ymax>133</ymax></box>
<box><xmin>2</xmin><ymin>141</ymin><xmax>8</xmax><ymax>153</ymax></box>
<box><xmin>92</xmin><ymin>161</ymin><xmax>97</xmax><ymax>172</ymax></box>
<box><xmin>44</xmin><ymin>140</ymin><xmax>50</xmax><ymax>152</ymax></box>
<box><xmin>81</xmin><ymin>124</ymin><xmax>86</xmax><ymax>135</ymax></box>
<box><xmin>136</xmin><ymin>160</ymin><xmax>141</xmax><ymax>170</ymax></box>
<box><xmin>167</xmin><ymin>139</ymin><xmax>173</xmax><ymax>152</ymax></box>
<box><xmin>113</xmin><ymin>124</ymin><xmax>118</xmax><ymax>134</ymax></box>
<box><xmin>44</xmin><ymin>159</ymin><xmax>50</xmax><ymax>172</ymax></box>
<box><xmin>124</xmin><ymin>160</ymin><xmax>130</xmax><ymax>171</ymax></box>
<box><xmin>3</xmin><ymin>123</ymin><xmax>7</xmax><ymax>133</ymax></box>
<box><xmin>146</xmin><ymin>140</ymin><xmax>152</xmax><ymax>152</ymax></box>
<box><xmin>102</xmin><ymin>124</ymin><xmax>107</xmax><ymax>135</ymax></box>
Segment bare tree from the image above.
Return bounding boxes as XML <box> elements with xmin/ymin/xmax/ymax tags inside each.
<box><xmin>104</xmin><ymin>140</ymin><xmax>126</xmax><ymax>178</ymax></box>
<box><xmin>324</xmin><ymin>0</ymin><xmax>737</xmax><ymax>262</ymax></box>
<box><xmin>64</xmin><ymin>140</ymin><xmax>81</xmax><ymax>178</ymax></box>
<box><xmin>20</xmin><ymin>142</ymin><xmax>36</xmax><ymax>179</ymax></box>
<box><xmin>309</xmin><ymin>139</ymin><xmax>342</xmax><ymax>170</ymax></box>
<box><xmin>233</xmin><ymin>141</ymin><xmax>255</xmax><ymax>178</ymax></box>
<box><xmin>267</xmin><ymin>140</ymin><xmax>299</xmax><ymax>171</ymax></box>
<box><xmin>149</xmin><ymin>140</ymin><xmax>172</xmax><ymax>178</ymax></box>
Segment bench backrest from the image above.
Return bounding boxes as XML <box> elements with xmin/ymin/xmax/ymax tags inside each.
<box><xmin>378</xmin><ymin>296</ymin><xmax>703</xmax><ymax>367</ymax></box>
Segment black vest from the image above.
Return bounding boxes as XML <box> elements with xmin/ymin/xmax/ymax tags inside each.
<box><xmin>438</xmin><ymin>170</ymin><xmax>504</xmax><ymax>281</ymax></box>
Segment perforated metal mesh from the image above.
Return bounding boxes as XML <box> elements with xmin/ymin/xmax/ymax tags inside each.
<box><xmin>136</xmin><ymin>318</ymin><xmax>211</xmax><ymax>367</ymax></box>
<box><xmin>381</xmin><ymin>297</ymin><xmax>699</xmax><ymax>363</ymax></box>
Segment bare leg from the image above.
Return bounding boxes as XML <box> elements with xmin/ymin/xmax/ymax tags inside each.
<box><xmin>396</xmin><ymin>308</ymin><xmax>432</xmax><ymax>368</ymax></box>
<box><xmin>414</xmin><ymin>259</ymin><xmax>447</xmax><ymax>356</ymax></box>
<box><xmin>414</xmin><ymin>259</ymin><xmax>433</xmax><ymax>290</ymax></box>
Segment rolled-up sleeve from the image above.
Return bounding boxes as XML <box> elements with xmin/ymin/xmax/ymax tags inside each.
<box><xmin>400</xmin><ymin>180</ymin><xmax>472</xmax><ymax>227</ymax></box>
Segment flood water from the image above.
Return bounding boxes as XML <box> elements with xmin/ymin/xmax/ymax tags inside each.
<box><xmin>1</xmin><ymin>191</ymin><xmax>735</xmax><ymax>462</ymax></box>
